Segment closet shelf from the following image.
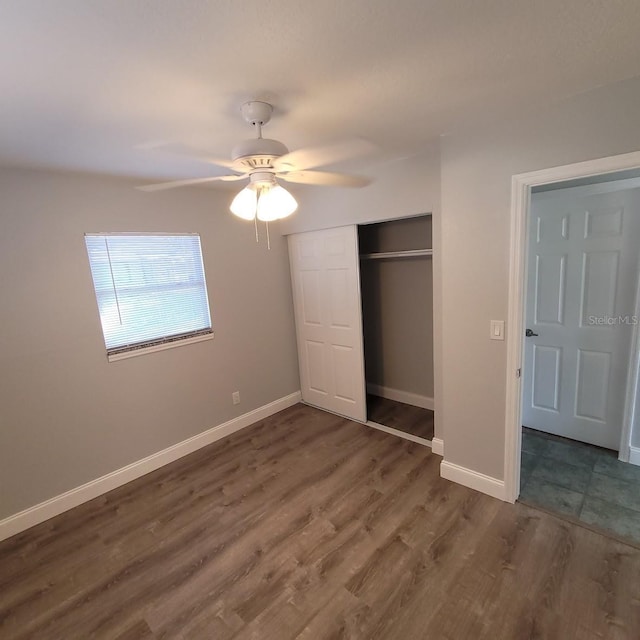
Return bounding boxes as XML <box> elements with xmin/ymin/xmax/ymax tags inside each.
<box><xmin>360</xmin><ymin>249</ymin><xmax>433</xmax><ymax>260</ymax></box>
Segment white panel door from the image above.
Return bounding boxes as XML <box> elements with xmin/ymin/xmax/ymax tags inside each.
<box><xmin>288</xmin><ymin>225</ymin><xmax>366</xmax><ymax>421</ymax></box>
<box><xmin>523</xmin><ymin>189</ymin><xmax>640</xmax><ymax>449</ymax></box>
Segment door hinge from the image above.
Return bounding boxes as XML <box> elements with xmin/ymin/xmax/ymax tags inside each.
<box><xmin>516</xmin><ymin>368</ymin><xmax>522</xmax><ymax>378</ymax></box>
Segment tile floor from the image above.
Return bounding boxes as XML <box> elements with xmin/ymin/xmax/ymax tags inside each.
<box><xmin>520</xmin><ymin>427</ymin><xmax>640</xmax><ymax>545</ymax></box>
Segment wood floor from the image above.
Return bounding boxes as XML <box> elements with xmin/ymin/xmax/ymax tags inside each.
<box><xmin>367</xmin><ymin>394</ymin><xmax>435</xmax><ymax>441</ymax></box>
<box><xmin>1</xmin><ymin>404</ymin><xmax>640</xmax><ymax>639</ymax></box>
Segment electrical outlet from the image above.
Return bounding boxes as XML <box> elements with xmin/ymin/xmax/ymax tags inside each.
<box><xmin>232</xmin><ymin>391</ymin><xmax>240</xmax><ymax>405</ymax></box>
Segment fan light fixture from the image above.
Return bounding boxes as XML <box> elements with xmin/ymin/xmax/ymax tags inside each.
<box><xmin>230</xmin><ymin>172</ymin><xmax>298</xmax><ymax>222</ymax></box>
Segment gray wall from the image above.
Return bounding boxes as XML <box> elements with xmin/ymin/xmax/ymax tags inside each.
<box><xmin>440</xmin><ymin>75</ymin><xmax>640</xmax><ymax>479</ymax></box>
<box><xmin>360</xmin><ymin>216</ymin><xmax>434</xmax><ymax>398</ymax></box>
<box><xmin>0</xmin><ymin>168</ymin><xmax>300</xmax><ymax>520</ymax></box>
<box><xmin>280</xmin><ymin>142</ymin><xmax>441</xmax><ymax>235</ymax></box>
<box><xmin>361</xmin><ymin>258</ymin><xmax>433</xmax><ymax>398</ymax></box>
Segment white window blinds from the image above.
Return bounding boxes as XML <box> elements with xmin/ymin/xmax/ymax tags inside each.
<box><xmin>85</xmin><ymin>234</ymin><xmax>212</xmax><ymax>356</ymax></box>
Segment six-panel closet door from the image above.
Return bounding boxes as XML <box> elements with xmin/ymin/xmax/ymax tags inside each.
<box><xmin>288</xmin><ymin>225</ymin><xmax>367</xmax><ymax>422</ymax></box>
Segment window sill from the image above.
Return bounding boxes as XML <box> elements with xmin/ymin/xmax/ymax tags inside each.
<box><xmin>107</xmin><ymin>332</ymin><xmax>214</xmax><ymax>362</ymax></box>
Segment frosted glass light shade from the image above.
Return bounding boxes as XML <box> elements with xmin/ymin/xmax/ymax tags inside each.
<box><xmin>230</xmin><ymin>186</ymin><xmax>257</xmax><ymax>220</ymax></box>
<box><xmin>256</xmin><ymin>185</ymin><xmax>298</xmax><ymax>221</ymax></box>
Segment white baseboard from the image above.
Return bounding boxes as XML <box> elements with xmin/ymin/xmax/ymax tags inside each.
<box><xmin>367</xmin><ymin>383</ymin><xmax>434</xmax><ymax>410</ymax></box>
<box><xmin>629</xmin><ymin>446</ymin><xmax>640</xmax><ymax>467</ymax></box>
<box><xmin>440</xmin><ymin>460</ymin><xmax>507</xmax><ymax>501</ymax></box>
<box><xmin>0</xmin><ymin>391</ymin><xmax>302</xmax><ymax>543</ymax></box>
<box><xmin>431</xmin><ymin>437</ymin><xmax>444</xmax><ymax>456</ymax></box>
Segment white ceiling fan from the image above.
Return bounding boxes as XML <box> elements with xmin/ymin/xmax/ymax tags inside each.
<box><xmin>138</xmin><ymin>101</ymin><xmax>374</xmax><ymax>223</ymax></box>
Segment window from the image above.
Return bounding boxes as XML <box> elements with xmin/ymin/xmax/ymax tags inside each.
<box><xmin>85</xmin><ymin>233</ymin><xmax>213</xmax><ymax>360</ymax></box>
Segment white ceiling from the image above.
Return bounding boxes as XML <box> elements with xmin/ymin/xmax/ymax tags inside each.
<box><xmin>2</xmin><ymin>0</ymin><xmax>640</xmax><ymax>181</ymax></box>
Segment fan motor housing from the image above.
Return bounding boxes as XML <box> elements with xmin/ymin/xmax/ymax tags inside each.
<box><xmin>232</xmin><ymin>138</ymin><xmax>289</xmax><ymax>171</ymax></box>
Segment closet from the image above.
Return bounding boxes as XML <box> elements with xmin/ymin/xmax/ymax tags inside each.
<box><xmin>358</xmin><ymin>215</ymin><xmax>434</xmax><ymax>444</ymax></box>
<box><xmin>288</xmin><ymin>215</ymin><xmax>434</xmax><ymax>446</ymax></box>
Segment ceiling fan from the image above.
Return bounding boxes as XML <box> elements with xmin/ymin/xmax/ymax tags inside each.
<box><xmin>138</xmin><ymin>101</ymin><xmax>373</xmax><ymax>223</ymax></box>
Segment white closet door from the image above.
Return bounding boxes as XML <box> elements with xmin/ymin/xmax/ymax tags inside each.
<box><xmin>288</xmin><ymin>225</ymin><xmax>366</xmax><ymax>422</ymax></box>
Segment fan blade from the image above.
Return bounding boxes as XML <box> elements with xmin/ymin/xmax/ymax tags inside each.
<box><xmin>273</xmin><ymin>138</ymin><xmax>375</xmax><ymax>172</ymax></box>
<box><xmin>137</xmin><ymin>141</ymin><xmax>237</xmax><ymax>170</ymax></box>
<box><xmin>137</xmin><ymin>174</ymin><xmax>246</xmax><ymax>192</ymax></box>
<box><xmin>278</xmin><ymin>170</ymin><xmax>370</xmax><ymax>188</ymax></box>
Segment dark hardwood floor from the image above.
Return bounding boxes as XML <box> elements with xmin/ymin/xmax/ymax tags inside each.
<box><xmin>367</xmin><ymin>394</ymin><xmax>434</xmax><ymax>441</ymax></box>
<box><xmin>1</xmin><ymin>404</ymin><xmax>640</xmax><ymax>639</ymax></box>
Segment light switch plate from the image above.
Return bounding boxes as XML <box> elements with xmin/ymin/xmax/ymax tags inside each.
<box><xmin>490</xmin><ymin>320</ymin><xmax>505</xmax><ymax>341</ymax></box>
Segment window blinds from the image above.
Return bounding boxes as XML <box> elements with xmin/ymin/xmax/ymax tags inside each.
<box><xmin>85</xmin><ymin>234</ymin><xmax>212</xmax><ymax>355</ymax></box>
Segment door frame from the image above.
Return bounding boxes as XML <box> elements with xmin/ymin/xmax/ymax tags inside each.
<box><xmin>619</xmin><ymin>258</ymin><xmax>640</xmax><ymax>463</ymax></box>
<box><xmin>504</xmin><ymin>150</ymin><xmax>640</xmax><ymax>503</ymax></box>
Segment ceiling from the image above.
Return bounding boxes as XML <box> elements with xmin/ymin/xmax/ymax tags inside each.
<box><xmin>2</xmin><ymin>0</ymin><xmax>640</xmax><ymax>182</ymax></box>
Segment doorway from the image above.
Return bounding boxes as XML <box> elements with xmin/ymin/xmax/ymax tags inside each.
<box><xmin>358</xmin><ymin>215</ymin><xmax>435</xmax><ymax>445</ymax></box>
<box><xmin>522</xmin><ymin>183</ymin><xmax>640</xmax><ymax>449</ymax></box>
<box><xmin>505</xmin><ymin>152</ymin><xmax>640</xmax><ymax>544</ymax></box>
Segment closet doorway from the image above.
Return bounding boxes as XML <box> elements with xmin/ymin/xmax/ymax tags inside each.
<box><xmin>359</xmin><ymin>215</ymin><xmax>435</xmax><ymax>445</ymax></box>
<box><xmin>288</xmin><ymin>216</ymin><xmax>435</xmax><ymax>447</ymax></box>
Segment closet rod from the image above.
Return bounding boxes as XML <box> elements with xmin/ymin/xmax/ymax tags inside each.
<box><xmin>360</xmin><ymin>249</ymin><xmax>433</xmax><ymax>260</ymax></box>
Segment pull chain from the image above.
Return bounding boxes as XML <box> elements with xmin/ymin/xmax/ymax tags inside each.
<box><xmin>266</xmin><ymin>221</ymin><xmax>271</xmax><ymax>250</ymax></box>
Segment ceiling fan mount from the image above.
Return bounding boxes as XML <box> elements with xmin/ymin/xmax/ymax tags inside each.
<box><xmin>231</xmin><ymin>101</ymin><xmax>289</xmax><ymax>171</ymax></box>
<box><xmin>240</xmin><ymin>100</ymin><xmax>274</xmax><ymax>127</ymax></box>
